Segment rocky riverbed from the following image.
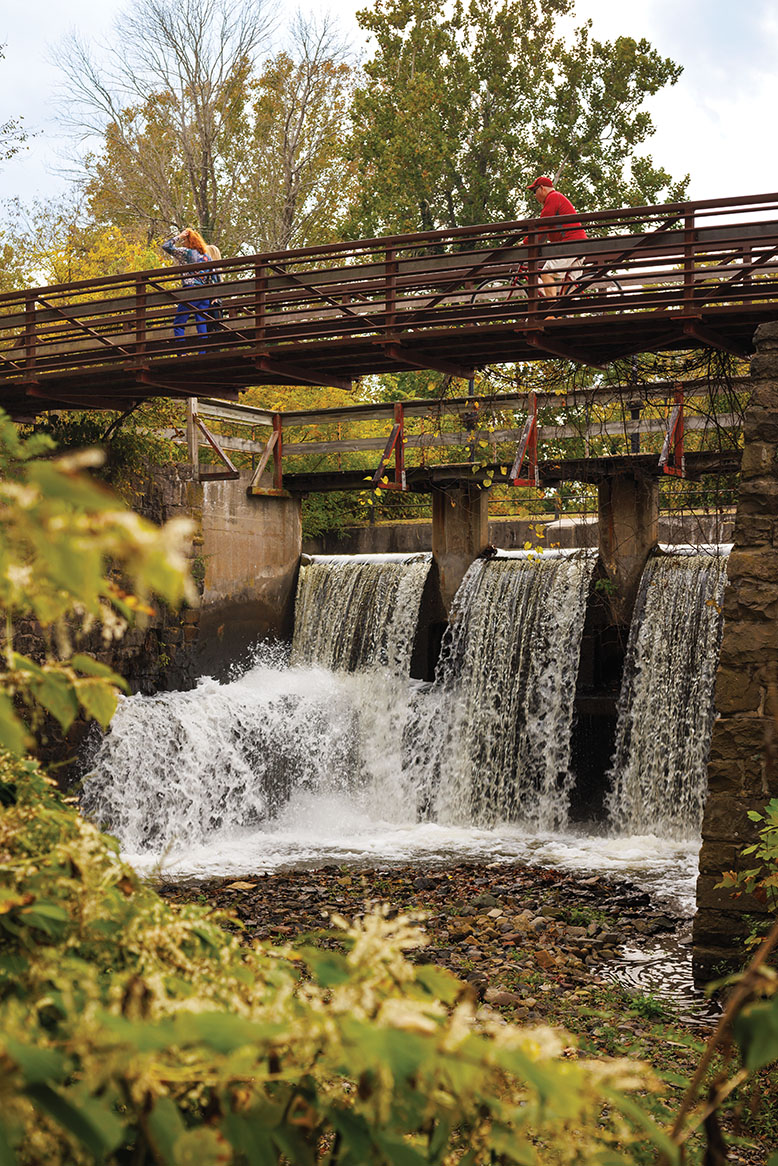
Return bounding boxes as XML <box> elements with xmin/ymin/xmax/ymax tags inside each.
<box><xmin>158</xmin><ymin>861</ymin><xmax>685</xmax><ymax>1023</ymax></box>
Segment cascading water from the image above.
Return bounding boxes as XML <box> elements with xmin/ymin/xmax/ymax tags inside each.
<box><xmin>606</xmin><ymin>546</ymin><xmax>729</xmax><ymax>837</ymax></box>
<box><xmin>82</xmin><ymin>554</ymin><xmax>431</xmax><ymax>855</ymax></box>
<box><xmin>291</xmin><ymin>553</ymin><xmax>431</xmax><ymax>673</ymax></box>
<box><xmin>409</xmin><ymin>550</ymin><xmax>597</xmax><ymax>829</ymax></box>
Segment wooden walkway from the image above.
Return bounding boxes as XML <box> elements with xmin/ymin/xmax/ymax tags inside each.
<box><xmin>1</xmin><ymin>192</ymin><xmax>777</xmax><ymax>418</ymax></box>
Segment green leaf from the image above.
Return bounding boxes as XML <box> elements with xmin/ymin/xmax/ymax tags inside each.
<box><xmin>71</xmin><ymin>654</ymin><xmax>129</xmax><ymax>692</ymax></box>
<box><xmin>27</xmin><ymin>462</ymin><xmax>116</xmax><ymax>512</ymax></box>
<box><xmin>414</xmin><ymin>963</ymin><xmax>462</xmax><ymax>1004</ymax></box>
<box><xmin>373</xmin><ymin>1134</ymin><xmax>428</xmax><ymax>1165</ymax></box>
<box><xmin>271</xmin><ymin>1127</ymin><xmax>316</xmax><ymax>1166</ymax></box>
<box><xmin>10</xmin><ymin>654</ymin><xmax>43</xmax><ymax>676</ymax></box>
<box><xmin>733</xmin><ymin>998</ymin><xmax>778</xmax><ymax>1071</ymax></box>
<box><xmin>20</xmin><ymin>901</ymin><xmax>70</xmax><ymax>939</ymax></box>
<box><xmin>298</xmin><ymin>946</ymin><xmax>351</xmax><ymax>987</ymax></box>
<box><xmin>147</xmin><ymin>1097</ymin><xmax>186</xmax><ymax>1163</ymax></box>
<box><xmin>330</xmin><ymin>1109</ymin><xmax>375</xmax><ymax>1162</ymax></box>
<box><xmin>487</xmin><ymin>1127</ymin><xmax>537</xmax><ymax>1164</ymax></box>
<box><xmin>25</xmin><ymin>1085</ymin><xmax>124</xmax><ymax>1158</ymax></box>
<box><xmin>173</xmin><ymin>1127</ymin><xmax>231</xmax><ymax>1166</ymax></box>
<box><xmin>603</xmin><ymin>1091</ymin><xmax>679</xmax><ymax>1161</ymax></box>
<box><xmin>75</xmin><ymin>679</ymin><xmax>118</xmax><ymax>727</ymax></box>
<box><xmin>174</xmin><ymin>1012</ymin><xmax>282</xmax><ymax>1054</ymax></box>
<box><xmin>34</xmin><ymin>673</ymin><xmax>79</xmax><ymax>732</ymax></box>
<box><xmin>222</xmin><ymin>1115</ymin><xmax>278</xmax><ymax>1166</ymax></box>
<box><xmin>0</xmin><ymin>695</ymin><xmax>29</xmax><ymax>756</ymax></box>
<box><xmin>0</xmin><ymin>1120</ymin><xmax>17</xmax><ymax>1166</ymax></box>
<box><xmin>4</xmin><ymin>1039</ymin><xmax>66</xmax><ymax>1086</ymax></box>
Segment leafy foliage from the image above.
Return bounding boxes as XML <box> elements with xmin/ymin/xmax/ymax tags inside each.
<box><xmin>0</xmin><ymin>409</ymin><xmax>194</xmax><ymax>754</ymax></box>
<box><xmin>346</xmin><ymin>0</ymin><xmax>687</xmax><ymax>236</ymax></box>
<box><xmin>0</xmin><ymin>751</ymin><xmax>682</xmax><ymax>1165</ymax></box>
<box><xmin>717</xmin><ymin>798</ymin><xmax>778</xmax><ymax>942</ymax></box>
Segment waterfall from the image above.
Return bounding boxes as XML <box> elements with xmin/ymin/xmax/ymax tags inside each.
<box><xmin>292</xmin><ymin>553</ymin><xmax>431</xmax><ymax>673</ymax></box>
<box><xmin>409</xmin><ymin>550</ymin><xmax>597</xmax><ymax>830</ymax></box>
<box><xmin>82</xmin><ymin>555</ymin><xmax>431</xmax><ymax>851</ymax></box>
<box><xmin>606</xmin><ymin>546</ymin><xmax>729</xmax><ymax>837</ymax></box>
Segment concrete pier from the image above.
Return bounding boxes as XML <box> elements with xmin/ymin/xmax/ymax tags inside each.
<box><xmin>597</xmin><ymin>470</ymin><xmax>659</xmax><ymax>626</ymax></box>
<box><xmin>431</xmin><ymin>483</ymin><xmax>490</xmax><ymax>613</ymax></box>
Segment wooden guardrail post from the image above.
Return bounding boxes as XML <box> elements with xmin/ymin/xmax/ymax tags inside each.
<box><xmin>683</xmin><ymin>206</ymin><xmax>696</xmax><ymax>310</ymax></box>
<box><xmin>254</xmin><ymin>263</ymin><xmax>267</xmax><ymax>346</ymax></box>
<box><xmin>186</xmin><ymin>398</ymin><xmax>199</xmax><ymax>466</ymax></box>
<box><xmin>526</xmin><ymin>232</ymin><xmax>541</xmax><ymax>321</ymax></box>
<box><xmin>273</xmin><ymin>412</ymin><xmax>283</xmax><ymax>491</ymax></box>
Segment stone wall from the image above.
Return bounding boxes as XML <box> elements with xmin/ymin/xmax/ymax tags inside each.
<box><xmin>693</xmin><ymin>322</ymin><xmax>778</xmax><ymax>975</ymax></box>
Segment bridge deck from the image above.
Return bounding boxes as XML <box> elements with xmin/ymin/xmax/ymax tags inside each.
<box><xmin>1</xmin><ymin>192</ymin><xmax>776</xmax><ymax>417</ymax></box>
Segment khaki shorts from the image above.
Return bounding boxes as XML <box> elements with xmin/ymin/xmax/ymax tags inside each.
<box><xmin>542</xmin><ymin>256</ymin><xmax>583</xmax><ymax>284</ymax></box>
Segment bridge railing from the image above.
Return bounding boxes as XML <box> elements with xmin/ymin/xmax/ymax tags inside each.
<box><xmin>1</xmin><ymin>193</ymin><xmax>777</xmax><ymax>391</ymax></box>
<box><xmin>172</xmin><ymin>379</ymin><xmax>745</xmax><ymax>492</ymax></box>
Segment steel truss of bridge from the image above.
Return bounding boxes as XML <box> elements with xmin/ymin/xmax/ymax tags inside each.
<box><xmin>0</xmin><ymin>192</ymin><xmax>776</xmax><ymax>418</ymax></box>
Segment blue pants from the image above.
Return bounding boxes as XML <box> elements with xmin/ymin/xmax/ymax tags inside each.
<box><xmin>174</xmin><ymin>298</ymin><xmax>210</xmax><ymax>338</ymax></box>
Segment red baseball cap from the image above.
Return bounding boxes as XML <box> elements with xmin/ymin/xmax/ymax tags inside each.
<box><xmin>527</xmin><ymin>176</ymin><xmax>554</xmax><ymax>191</ymax></box>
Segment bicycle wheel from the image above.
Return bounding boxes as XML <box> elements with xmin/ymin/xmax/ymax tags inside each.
<box><xmin>470</xmin><ymin>277</ymin><xmax>528</xmax><ymax>307</ymax></box>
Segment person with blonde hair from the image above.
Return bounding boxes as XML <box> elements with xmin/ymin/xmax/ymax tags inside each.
<box><xmin>161</xmin><ymin>228</ymin><xmax>211</xmax><ymax>340</ymax></box>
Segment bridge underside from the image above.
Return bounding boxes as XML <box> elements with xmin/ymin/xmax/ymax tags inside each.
<box><xmin>5</xmin><ymin>304</ymin><xmax>768</xmax><ymax>418</ymax></box>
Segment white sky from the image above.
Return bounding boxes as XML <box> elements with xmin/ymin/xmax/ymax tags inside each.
<box><xmin>0</xmin><ymin>0</ymin><xmax>776</xmax><ymax>208</ymax></box>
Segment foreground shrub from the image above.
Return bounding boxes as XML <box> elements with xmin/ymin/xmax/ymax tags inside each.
<box><xmin>0</xmin><ymin>755</ymin><xmax>678</xmax><ymax>1165</ymax></box>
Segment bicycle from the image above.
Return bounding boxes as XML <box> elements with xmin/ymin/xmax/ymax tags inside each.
<box><xmin>469</xmin><ymin>260</ymin><xmax>624</xmax><ymax>310</ymax></box>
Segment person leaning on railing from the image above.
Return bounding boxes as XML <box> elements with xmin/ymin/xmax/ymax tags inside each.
<box><xmin>523</xmin><ymin>177</ymin><xmax>587</xmax><ymax>299</ymax></box>
<box><xmin>160</xmin><ymin>228</ymin><xmax>212</xmax><ymax>338</ymax></box>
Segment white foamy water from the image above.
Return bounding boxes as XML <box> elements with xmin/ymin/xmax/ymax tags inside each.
<box><xmin>409</xmin><ymin>551</ymin><xmax>597</xmax><ymax>829</ymax></box>
<box><xmin>124</xmin><ymin>806</ymin><xmax>700</xmax><ymax>916</ymax></box>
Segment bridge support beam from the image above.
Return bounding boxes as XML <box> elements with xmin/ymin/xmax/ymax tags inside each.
<box><xmin>432</xmin><ymin>483</ymin><xmax>490</xmax><ymax>614</ymax></box>
<box><xmin>694</xmin><ymin>321</ymin><xmax>778</xmax><ymax>977</ymax></box>
<box><xmin>597</xmin><ymin>469</ymin><xmax>658</xmax><ymax>626</ymax></box>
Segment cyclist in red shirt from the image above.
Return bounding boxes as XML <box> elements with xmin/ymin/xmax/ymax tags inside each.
<box><xmin>524</xmin><ymin>176</ymin><xmax>587</xmax><ymax>299</ymax></box>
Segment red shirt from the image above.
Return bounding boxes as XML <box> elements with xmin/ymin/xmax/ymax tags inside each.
<box><xmin>528</xmin><ymin>189</ymin><xmax>587</xmax><ymax>244</ymax></box>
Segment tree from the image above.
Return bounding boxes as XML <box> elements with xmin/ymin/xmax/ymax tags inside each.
<box><xmin>2</xmin><ymin>197</ymin><xmax>160</xmax><ymax>288</ymax></box>
<box><xmin>346</xmin><ymin>0</ymin><xmax>687</xmax><ymax>237</ymax></box>
<box><xmin>0</xmin><ymin>44</ymin><xmax>29</xmax><ymax>164</ymax></box>
<box><xmin>56</xmin><ymin>2</ymin><xmax>353</xmax><ymax>255</ymax></box>
<box><xmin>56</xmin><ymin>0</ymin><xmax>276</xmax><ymax>246</ymax></box>
<box><xmin>234</xmin><ymin>15</ymin><xmax>355</xmax><ymax>251</ymax></box>
<box><xmin>0</xmin><ymin>411</ymin><xmax>194</xmax><ymax>755</ymax></box>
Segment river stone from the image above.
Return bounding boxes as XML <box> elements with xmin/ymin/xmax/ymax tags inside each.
<box><xmin>484</xmin><ymin>989</ymin><xmax>524</xmax><ymax>1007</ymax></box>
<box><xmin>472</xmin><ymin>893</ymin><xmax>501</xmax><ymax>908</ymax></box>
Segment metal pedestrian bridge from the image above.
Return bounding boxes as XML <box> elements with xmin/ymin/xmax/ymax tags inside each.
<box><xmin>1</xmin><ymin>192</ymin><xmax>776</xmax><ymax>419</ymax></box>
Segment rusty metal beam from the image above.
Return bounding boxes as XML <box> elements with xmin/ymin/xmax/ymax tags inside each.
<box><xmin>682</xmin><ymin>320</ymin><xmax>751</xmax><ymax>359</ymax></box>
<box><xmin>253</xmin><ymin>355</ymin><xmax>351</xmax><ymax>391</ymax></box>
<box><xmin>384</xmin><ymin>343</ymin><xmax>474</xmax><ymax>379</ymax></box>
<box><xmin>524</xmin><ymin>331</ymin><xmax>608</xmax><ymax>369</ymax></box>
